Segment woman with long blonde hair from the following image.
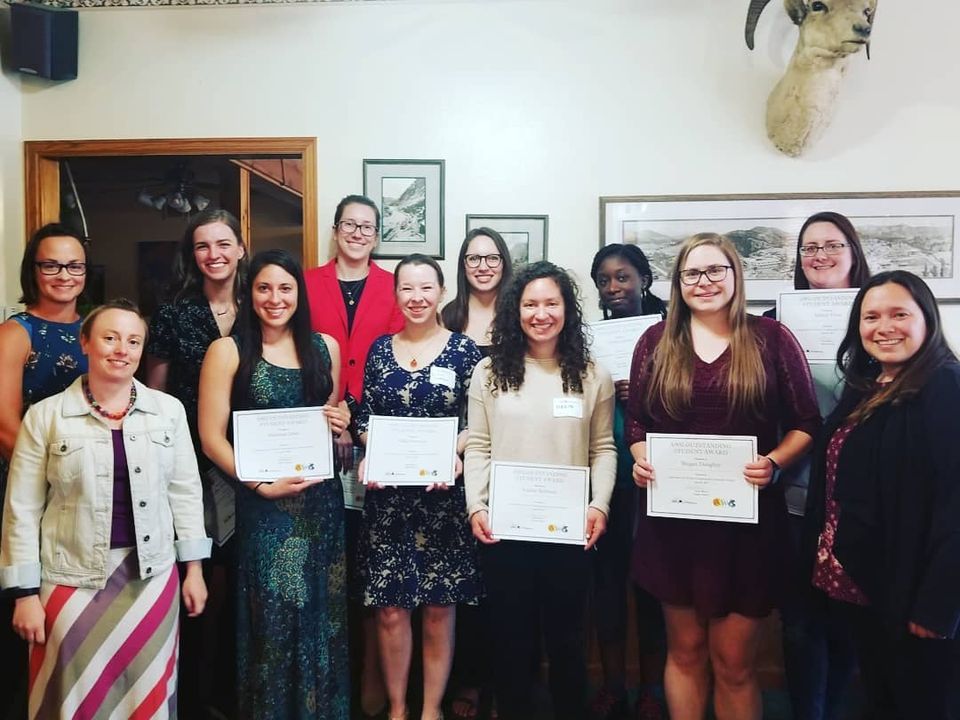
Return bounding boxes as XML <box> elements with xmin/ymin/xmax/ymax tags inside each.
<box><xmin>626</xmin><ymin>233</ymin><xmax>820</xmax><ymax>720</ymax></box>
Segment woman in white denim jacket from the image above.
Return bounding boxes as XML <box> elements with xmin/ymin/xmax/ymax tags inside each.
<box><xmin>0</xmin><ymin>299</ymin><xmax>210</xmax><ymax>720</ymax></box>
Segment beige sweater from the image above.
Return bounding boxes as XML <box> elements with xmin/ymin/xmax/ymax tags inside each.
<box><xmin>464</xmin><ymin>356</ymin><xmax>617</xmax><ymax>518</ymax></box>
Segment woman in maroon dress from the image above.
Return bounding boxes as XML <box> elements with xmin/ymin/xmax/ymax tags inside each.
<box><xmin>626</xmin><ymin>233</ymin><xmax>820</xmax><ymax>720</ymax></box>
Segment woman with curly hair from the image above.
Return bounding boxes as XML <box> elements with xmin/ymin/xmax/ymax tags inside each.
<box><xmin>464</xmin><ymin>261</ymin><xmax>617</xmax><ymax>720</ymax></box>
<box><xmin>627</xmin><ymin>233</ymin><xmax>820</xmax><ymax>720</ymax></box>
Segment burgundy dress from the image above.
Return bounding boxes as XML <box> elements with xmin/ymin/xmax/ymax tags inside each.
<box><xmin>626</xmin><ymin>316</ymin><xmax>820</xmax><ymax>618</ymax></box>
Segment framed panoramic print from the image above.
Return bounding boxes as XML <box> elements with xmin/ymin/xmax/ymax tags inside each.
<box><xmin>465</xmin><ymin>214</ymin><xmax>549</xmax><ymax>266</ymax></box>
<box><xmin>364</xmin><ymin>159</ymin><xmax>445</xmax><ymax>259</ymax></box>
<box><xmin>600</xmin><ymin>192</ymin><xmax>960</xmax><ymax>302</ymax></box>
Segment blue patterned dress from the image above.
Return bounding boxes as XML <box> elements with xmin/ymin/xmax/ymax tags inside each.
<box><xmin>233</xmin><ymin>334</ymin><xmax>349</xmax><ymax>720</ymax></box>
<box><xmin>1</xmin><ymin>313</ymin><xmax>86</xmax><ymax>504</ymax></box>
<box><xmin>356</xmin><ymin>332</ymin><xmax>482</xmax><ymax>608</ymax></box>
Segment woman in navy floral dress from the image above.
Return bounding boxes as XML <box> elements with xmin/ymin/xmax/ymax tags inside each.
<box><xmin>357</xmin><ymin>254</ymin><xmax>482</xmax><ymax>720</ymax></box>
<box><xmin>0</xmin><ymin>223</ymin><xmax>88</xmax><ymax>718</ymax></box>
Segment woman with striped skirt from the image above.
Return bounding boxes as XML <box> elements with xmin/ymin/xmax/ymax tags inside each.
<box><xmin>0</xmin><ymin>299</ymin><xmax>211</xmax><ymax>719</ymax></box>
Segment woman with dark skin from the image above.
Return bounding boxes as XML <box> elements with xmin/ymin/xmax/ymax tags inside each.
<box><xmin>589</xmin><ymin>243</ymin><xmax>666</xmax><ymax>720</ymax></box>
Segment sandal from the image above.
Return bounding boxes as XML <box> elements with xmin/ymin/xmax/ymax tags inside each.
<box><xmin>449</xmin><ymin>688</ymin><xmax>479</xmax><ymax>720</ymax></box>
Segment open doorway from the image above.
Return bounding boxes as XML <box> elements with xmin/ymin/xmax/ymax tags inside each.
<box><xmin>24</xmin><ymin>137</ymin><xmax>317</xmax><ymax>313</ymax></box>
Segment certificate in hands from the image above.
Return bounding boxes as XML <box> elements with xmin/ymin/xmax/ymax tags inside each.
<box><xmin>646</xmin><ymin>433</ymin><xmax>758</xmax><ymax>524</ymax></box>
<box><xmin>232</xmin><ymin>407</ymin><xmax>333</xmax><ymax>482</ymax></box>
<box><xmin>364</xmin><ymin>415</ymin><xmax>459</xmax><ymax>486</ymax></box>
<box><xmin>777</xmin><ymin>289</ymin><xmax>858</xmax><ymax>364</ymax></box>
<box><xmin>589</xmin><ymin>314</ymin><xmax>662</xmax><ymax>381</ymax></box>
<box><xmin>489</xmin><ymin>461</ymin><xmax>590</xmax><ymax>545</ymax></box>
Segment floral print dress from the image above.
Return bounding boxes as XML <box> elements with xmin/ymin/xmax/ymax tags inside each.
<box><xmin>233</xmin><ymin>334</ymin><xmax>349</xmax><ymax>720</ymax></box>
<box><xmin>356</xmin><ymin>333</ymin><xmax>483</xmax><ymax>608</ymax></box>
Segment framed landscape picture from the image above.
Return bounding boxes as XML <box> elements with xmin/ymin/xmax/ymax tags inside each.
<box><xmin>364</xmin><ymin>159</ymin><xmax>445</xmax><ymax>259</ymax></box>
<box><xmin>465</xmin><ymin>214</ymin><xmax>549</xmax><ymax>266</ymax></box>
<box><xmin>600</xmin><ymin>192</ymin><xmax>960</xmax><ymax>302</ymax></box>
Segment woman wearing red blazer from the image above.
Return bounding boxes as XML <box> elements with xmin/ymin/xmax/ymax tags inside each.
<box><xmin>305</xmin><ymin>193</ymin><xmax>403</xmax><ymax>720</ymax></box>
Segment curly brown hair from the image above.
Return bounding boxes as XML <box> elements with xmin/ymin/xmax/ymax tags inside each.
<box><xmin>488</xmin><ymin>261</ymin><xmax>589</xmax><ymax>394</ymax></box>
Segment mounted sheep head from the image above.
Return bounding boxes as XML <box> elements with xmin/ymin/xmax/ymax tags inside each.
<box><xmin>745</xmin><ymin>0</ymin><xmax>877</xmax><ymax>157</ymax></box>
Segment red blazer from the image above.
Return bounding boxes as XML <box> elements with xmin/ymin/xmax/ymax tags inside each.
<box><xmin>306</xmin><ymin>259</ymin><xmax>404</xmax><ymax>403</ymax></box>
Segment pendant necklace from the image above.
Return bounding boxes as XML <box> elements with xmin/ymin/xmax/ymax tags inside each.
<box><xmin>83</xmin><ymin>377</ymin><xmax>137</xmax><ymax>420</ymax></box>
<box><xmin>340</xmin><ymin>277</ymin><xmax>367</xmax><ymax>307</ymax></box>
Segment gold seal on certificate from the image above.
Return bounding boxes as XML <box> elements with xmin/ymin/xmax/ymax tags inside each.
<box><xmin>777</xmin><ymin>289</ymin><xmax>858</xmax><ymax>364</ymax></box>
<box><xmin>646</xmin><ymin>433</ymin><xmax>759</xmax><ymax>524</ymax></box>
<box><xmin>488</xmin><ymin>462</ymin><xmax>590</xmax><ymax>545</ymax></box>
<box><xmin>588</xmin><ymin>314</ymin><xmax>661</xmax><ymax>381</ymax></box>
<box><xmin>232</xmin><ymin>407</ymin><xmax>334</xmax><ymax>482</ymax></box>
<box><xmin>364</xmin><ymin>415</ymin><xmax>459</xmax><ymax>486</ymax></box>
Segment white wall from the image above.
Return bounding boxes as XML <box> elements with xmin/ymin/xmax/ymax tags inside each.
<box><xmin>0</xmin><ymin>6</ymin><xmax>23</xmax><ymax>311</ymax></box>
<box><xmin>8</xmin><ymin>0</ymin><xmax>960</xmax><ymax>337</ymax></box>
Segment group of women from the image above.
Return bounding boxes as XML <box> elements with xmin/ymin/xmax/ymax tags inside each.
<box><xmin>0</xmin><ymin>197</ymin><xmax>957</xmax><ymax>720</ymax></box>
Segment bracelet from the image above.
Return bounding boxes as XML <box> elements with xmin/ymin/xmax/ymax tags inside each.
<box><xmin>253</xmin><ymin>482</ymin><xmax>265</xmax><ymax>492</ymax></box>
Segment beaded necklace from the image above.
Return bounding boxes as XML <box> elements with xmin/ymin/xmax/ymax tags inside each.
<box><xmin>83</xmin><ymin>377</ymin><xmax>137</xmax><ymax>420</ymax></box>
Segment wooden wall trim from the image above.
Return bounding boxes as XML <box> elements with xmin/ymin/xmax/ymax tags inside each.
<box><xmin>23</xmin><ymin>137</ymin><xmax>319</xmax><ymax>267</ymax></box>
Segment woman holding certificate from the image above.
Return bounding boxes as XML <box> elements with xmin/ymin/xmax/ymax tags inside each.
<box><xmin>589</xmin><ymin>244</ymin><xmax>666</xmax><ymax>720</ymax></box>
<box><xmin>626</xmin><ymin>233</ymin><xmax>820</xmax><ymax>720</ymax></box>
<box><xmin>0</xmin><ymin>224</ymin><xmax>89</xmax><ymax>716</ymax></box>
<box><xmin>764</xmin><ymin>211</ymin><xmax>870</xmax><ymax>720</ymax></box>
<box><xmin>465</xmin><ymin>260</ymin><xmax>617</xmax><ymax>720</ymax></box>
<box><xmin>804</xmin><ymin>271</ymin><xmax>960</xmax><ymax>719</ymax></box>
<box><xmin>356</xmin><ymin>254</ymin><xmax>482</xmax><ymax>720</ymax></box>
<box><xmin>199</xmin><ymin>250</ymin><xmax>350</xmax><ymax>719</ymax></box>
<box><xmin>1</xmin><ymin>299</ymin><xmax>210</xmax><ymax>718</ymax></box>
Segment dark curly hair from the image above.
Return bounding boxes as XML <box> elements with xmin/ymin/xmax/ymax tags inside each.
<box><xmin>488</xmin><ymin>261</ymin><xmax>589</xmax><ymax>394</ymax></box>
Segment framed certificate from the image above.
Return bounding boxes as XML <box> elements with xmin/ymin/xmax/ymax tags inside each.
<box><xmin>777</xmin><ymin>289</ymin><xmax>859</xmax><ymax>364</ymax></box>
<box><xmin>232</xmin><ymin>407</ymin><xmax>334</xmax><ymax>482</ymax></box>
<box><xmin>364</xmin><ymin>415</ymin><xmax>459</xmax><ymax>486</ymax></box>
<box><xmin>588</xmin><ymin>314</ymin><xmax>662</xmax><ymax>381</ymax></box>
<box><xmin>488</xmin><ymin>461</ymin><xmax>590</xmax><ymax>545</ymax></box>
<box><xmin>646</xmin><ymin>433</ymin><xmax>759</xmax><ymax>524</ymax></box>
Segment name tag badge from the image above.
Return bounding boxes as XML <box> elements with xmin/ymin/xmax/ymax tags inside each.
<box><xmin>429</xmin><ymin>365</ymin><xmax>457</xmax><ymax>389</ymax></box>
<box><xmin>553</xmin><ymin>397</ymin><xmax>583</xmax><ymax>418</ymax></box>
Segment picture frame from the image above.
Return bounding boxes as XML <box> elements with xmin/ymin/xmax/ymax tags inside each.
<box><xmin>364</xmin><ymin>159</ymin><xmax>445</xmax><ymax>259</ymax></box>
<box><xmin>600</xmin><ymin>192</ymin><xmax>960</xmax><ymax>302</ymax></box>
<box><xmin>465</xmin><ymin>214</ymin><xmax>549</xmax><ymax>266</ymax></box>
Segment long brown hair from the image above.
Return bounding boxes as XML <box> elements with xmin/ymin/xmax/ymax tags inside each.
<box><xmin>838</xmin><ymin>271</ymin><xmax>957</xmax><ymax>423</ymax></box>
<box><xmin>646</xmin><ymin>233</ymin><xmax>765</xmax><ymax>420</ymax></box>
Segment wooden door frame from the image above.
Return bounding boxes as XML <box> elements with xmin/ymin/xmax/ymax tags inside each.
<box><xmin>24</xmin><ymin>137</ymin><xmax>318</xmax><ymax>268</ymax></box>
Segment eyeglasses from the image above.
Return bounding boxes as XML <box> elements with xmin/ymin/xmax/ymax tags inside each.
<box><xmin>799</xmin><ymin>242</ymin><xmax>848</xmax><ymax>257</ymax></box>
<box><xmin>465</xmin><ymin>253</ymin><xmax>503</xmax><ymax>269</ymax></box>
<box><xmin>35</xmin><ymin>261</ymin><xmax>87</xmax><ymax>276</ymax></box>
<box><xmin>678</xmin><ymin>265</ymin><xmax>732</xmax><ymax>286</ymax></box>
<box><xmin>336</xmin><ymin>220</ymin><xmax>378</xmax><ymax>237</ymax></box>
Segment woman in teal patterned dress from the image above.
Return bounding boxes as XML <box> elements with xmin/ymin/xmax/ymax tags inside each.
<box><xmin>199</xmin><ymin>250</ymin><xmax>352</xmax><ymax>719</ymax></box>
<box><xmin>357</xmin><ymin>254</ymin><xmax>482</xmax><ymax>720</ymax></box>
<box><xmin>0</xmin><ymin>223</ymin><xmax>89</xmax><ymax>718</ymax></box>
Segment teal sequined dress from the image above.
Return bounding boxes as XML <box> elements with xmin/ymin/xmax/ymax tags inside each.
<box><xmin>234</xmin><ymin>335</ymin><xmax>349</xmax><ymax>720</ymax></box>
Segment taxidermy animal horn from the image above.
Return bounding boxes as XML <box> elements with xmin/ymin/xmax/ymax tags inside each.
<box><xmin>745</xmin><ymin>0</ymin><xmax>773</xmax><ymax>50</ymax></box>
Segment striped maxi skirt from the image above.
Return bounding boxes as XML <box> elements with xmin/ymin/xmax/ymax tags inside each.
<box><xmin>27</xmin><ymin>548</ymin><xmax>180</xmax><ymax>720</ymax></box>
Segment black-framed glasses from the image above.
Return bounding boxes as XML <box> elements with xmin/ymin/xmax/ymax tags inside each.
<box><xmin>798</xmin><ymin>242</ymin><xmax>848</xmax><ymax>257</ymax></box>
<box><xmin>678</xmin><ymin>265</ymin><xmax>732</xmax><ymax>286</ymax></box>
<box><xmin>465</xmin><ymin>253</ymin><xmax>503</xmax><ymax>269</ymax></box>
<box><xmin>35</xmin><ymin>261</ymin><xmax>87</xmax><ymax>276</ymax></box>
<box><xmin>336</xmin><ymin>220</ymin><xmax>378</xmax><ymax>237</ymax></box>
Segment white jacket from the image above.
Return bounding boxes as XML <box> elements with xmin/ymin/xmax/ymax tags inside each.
<box><xmin>0</xmin><ymin>377</ymin><xmax>211</xmax><ymax>590</ymax></box>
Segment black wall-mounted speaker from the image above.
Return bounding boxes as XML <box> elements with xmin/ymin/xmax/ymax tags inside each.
<box><xmin>11</xmin><ymin>2</ymin><xmax>78</xmax><ymax>81</ymax></box>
